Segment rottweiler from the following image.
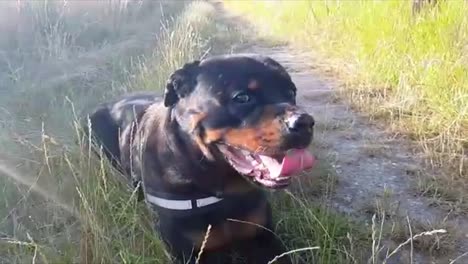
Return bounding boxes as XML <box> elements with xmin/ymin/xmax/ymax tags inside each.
<box><xmin>84</xmin><ymin>54</ymin><xmax>316</xmax><ymax>264</ymax></box>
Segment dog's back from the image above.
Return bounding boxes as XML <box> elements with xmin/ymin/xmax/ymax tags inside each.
<box><xmin>83</xmin><ymin>92</ymin><xmax>159</xmax><ymax>169</ymax></box>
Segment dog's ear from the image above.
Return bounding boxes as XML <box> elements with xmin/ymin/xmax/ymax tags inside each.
<box><xmin>164</xmin><ymin>60</ymin><xmax>201</xmax><ymax>107</ymax></box>
<box><xmin>257</xmin><ymin>56</ymin><xmax>291</xmax><ymax>79</ymax></box>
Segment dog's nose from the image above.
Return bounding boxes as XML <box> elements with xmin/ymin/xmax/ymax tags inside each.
<box><xmin>286</xmin><ymin>113</ymin><xmax>314</xmax><ymax>133</ymax></box>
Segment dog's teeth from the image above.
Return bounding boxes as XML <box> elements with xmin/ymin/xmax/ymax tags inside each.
<box><xmin>247</xmin><ymin>155</ymin><xmax>262</xmax><ymax>167</ymax></box>
<box><xmin>246</xmin><ymin>155</ymin><xmax>255</xmax><ymax>162</ymax></box>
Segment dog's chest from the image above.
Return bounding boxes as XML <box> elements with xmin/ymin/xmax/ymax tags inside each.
<box><xmin>186</xmin><ymin>201</ymin><xmax>268</xmax><ymax>251</ymax></box>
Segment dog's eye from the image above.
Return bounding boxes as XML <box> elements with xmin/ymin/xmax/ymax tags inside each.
<box><xmin>287</xmin><ymin>89</ymin><xmax>296</xmax><ymax>98</ymax></box>
<box><xmin>232</xmin><ymin>92</ymin><xmax>252</xmax><ymax>104</ymax></box>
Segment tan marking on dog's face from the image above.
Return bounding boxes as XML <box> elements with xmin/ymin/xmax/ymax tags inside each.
<box><xmin>189</xmin><ymin>111</ymin><xmax>207</xmax><ymax>132</ymax></box>
<box><xmin>188</xmin><ymin>111</ymin><xmax>215</xmax><ymax>160</ymax></box>
<box><xmin>247</xmin><ymin>79</ymin><xmax>259</xmax><ymax>90</ymax></box>
<box><xmin>203</xmin><ymin>106</ymin><xmax>283</xmax><ymax>154</ymax></box>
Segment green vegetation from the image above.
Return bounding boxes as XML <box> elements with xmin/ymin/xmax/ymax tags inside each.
<box><xmin>0</xmin><ymin>1</ymin><xmax>214</xmax><ymax>262</ymax></box>
<box><xmin>2</xmin><ymin>0</ymin><xmax>455</xmax><ymax>263</ymax></box>
<box><xmin>0</xmin><ymin>0</ymin><xmax>363</xmax><ymax>262</ymax></box>
<box><xmin>224</xmin><ymin>0</ymin><xmax>467</xmax><ymax>205</ymax></box>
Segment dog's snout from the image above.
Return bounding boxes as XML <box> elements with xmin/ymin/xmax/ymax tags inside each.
<box><xmin>287</xmin><ymin>113</ymin><xmax>314</xmax><ymax>133</ymax></box>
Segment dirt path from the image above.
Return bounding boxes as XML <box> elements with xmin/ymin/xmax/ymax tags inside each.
<box><xmin>211</xmin><ymin>1</ymin><xmax>468</xmax><ymax>263</ymax></box>
<box><xmin>247</xmin><ymin>42</ymin><xmax>468</xmax><ymax>264</ymax></box>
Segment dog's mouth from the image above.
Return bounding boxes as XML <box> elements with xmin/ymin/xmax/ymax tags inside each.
<box><xmin>217</xmin><ymin>145</ymin><xmax>315</xmax><ymax>189</ymax></box>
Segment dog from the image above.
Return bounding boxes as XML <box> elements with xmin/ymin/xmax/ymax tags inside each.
<box><xmin>84</xmin><ymin>54</ymin><xmax>316</xmax><ymax>264</ymax></box>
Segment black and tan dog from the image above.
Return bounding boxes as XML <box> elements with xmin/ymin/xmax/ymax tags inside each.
<box><xmin>84</xmin><ymin>54</ymin><xmax>316</xmax><ymax>264</ymax></box>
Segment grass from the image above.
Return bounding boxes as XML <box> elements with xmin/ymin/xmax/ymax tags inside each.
<box><xmin>0</xmin><ymin>1</ymin><xmax>215</xmax><ymax>262</ymax></box>
<box><xmin>0</xmin><ymin>0</ymin><xmax>454</xmax><ymax>263</ymax></box>
<box><xmin>223</xmin><ymin>0</ymin><xmax>468</xmax><ymax>208</ymax></box>
<box><xmin>271</xmin><ymin>190</ymin><xmax>364</xmax><ymax>264</ymax></box>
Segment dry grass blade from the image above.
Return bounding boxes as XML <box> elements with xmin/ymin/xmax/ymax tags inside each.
<box><xmin>267</xmin><ymin>247</ymin><xmax>320</xmax><ymax>264</ymax></box>
<box><xmin>195</xmin><ymin>224</ymin><xmax>212</xmax><ymax>264</ymax></box>
<box><xmin>406</xmin><ymin>216</ymin><xmax>414</xmax><ymax>264</ymax></box>
<box><xmin>383</xmin><ymin>229</ymin><xmax>447</xmax><ymax>263</ymax></box>
<box><xmin>449</xmin><ymin>251</ymin><xmax>468</xmax><ymax>264</ymax></box>
<box><xmin>227</xmin><ymin>218</ymin><xmax>277</xmax><ymax>237</ymax></box>
<box><xmin>1</xmin><ymin>233</ymin><xmax>48</xmax><ymax>264</ymax></box>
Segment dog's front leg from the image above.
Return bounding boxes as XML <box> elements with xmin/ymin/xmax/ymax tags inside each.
<box><xmin>242</xmin><ymin>230</ymin><xmax>292</xmax><ymax>264</ymax></box>
<box><xmin>236</xmin><ymin>203</ymin><xmax>292</xmax><ymax>264</ymax></box>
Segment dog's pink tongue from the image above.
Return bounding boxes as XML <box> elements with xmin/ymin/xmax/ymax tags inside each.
<box><xmin>259</xmin><ymin>149</ymin><xmax>315</xmax><ymax>178</ymax></box>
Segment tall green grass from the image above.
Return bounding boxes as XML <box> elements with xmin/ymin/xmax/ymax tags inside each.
<box><xmin>0</xmin><ymin>1</ymin><xmax>449</xmax><ymax>263</ymax></box>
<box><xmin>224</xmin><ymin>0</ymin><xmax>467</xmax><ymax>188</ymax></box>
<box><xmin>0</xmin><ymin>1</ymin><xmax>215</xmax><ymax>262</ymax></box>
<box><xmin>0</xmin><ymin>1</ymin><xmax>368</xmax><ymax>262</ymax></box>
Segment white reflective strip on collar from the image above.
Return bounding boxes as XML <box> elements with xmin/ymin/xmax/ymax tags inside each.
<box><xmin>196</xmin><ymin>196</ymin><xmax>224</xmax><ymax>208</ymax></box>
<box><xmin>145</xmin><ymin>194</ymin><xmax>223</xmax><ymax>210</ymax></box>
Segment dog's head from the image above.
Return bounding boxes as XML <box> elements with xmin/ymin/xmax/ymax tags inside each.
<box><xmin>164</xmin><ymin>54</ymin><xmax>315</xmax><ymax>189</ymax></box>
